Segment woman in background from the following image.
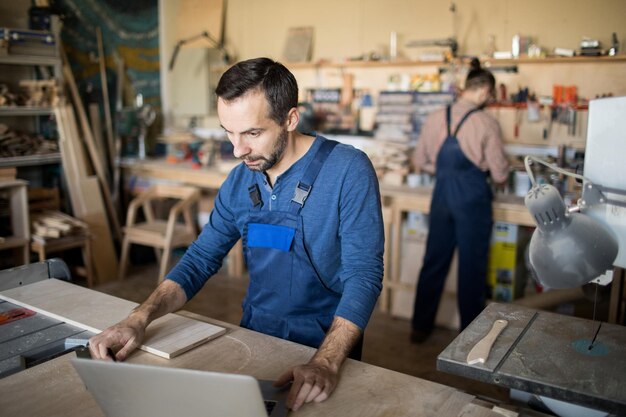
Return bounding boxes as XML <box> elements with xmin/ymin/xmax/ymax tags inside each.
<box><xmin>410</xmin><ymin>58</ymin><xmax>509</xmax><ymax>343</ymax></box>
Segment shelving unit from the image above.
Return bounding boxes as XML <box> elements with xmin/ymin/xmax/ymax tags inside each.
<box><xmin>286</xmin><ymin>54</ymin><xmax>626</xmax><ymax>150</ymax></box>
<box><xmin>283</xmin><ymin>54</ymin><xmax>626</xmax><ymax>70</ymax></box>
<box><xmin>0</xmin><ymin>53</ymin><xmax>61</xmax><ymax>169</ymax></box>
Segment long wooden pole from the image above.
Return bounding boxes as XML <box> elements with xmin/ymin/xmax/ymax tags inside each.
<box><xmin>96</xmin><ymin>27</ymin><xmax>117</xmax><ymax>178</ymax></box>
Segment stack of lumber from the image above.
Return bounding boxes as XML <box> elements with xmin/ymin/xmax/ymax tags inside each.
<box><xmin>55</xmin><ymin>104</ymin><xmax>118</xmax><ymax>284</ymax></box>
<box><xmin>0</xmin><ymin>124</ymin><xmax>58</xmax><ymax>157</ymax></box>
<box><xmin>31</xmin><ymin>210</ymin><xmax>88</xmax><ymax>243</ymax></box>
<box><xmin>49</xmin><ymin>40</ymin><xmax>125</xmax><ymax>285</ymax></box>
<box><xmin>367</xmin><ymin>141</ymin><xmax>412</xmax><ymax>186</ymax></box>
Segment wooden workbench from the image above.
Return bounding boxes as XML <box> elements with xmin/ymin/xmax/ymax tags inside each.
<box><xmin>0</xmin><ymin>307</ymin><xmax>496</xmax><ymax>417</ymax></box>
<box><xmin>121</xmin><ymin>159</ymin><xmax>536</xmax><ymax>314</ymax></box>
<box><xmin>122</xmin><ymin>158</ymin><xmax>228</xmax><ymax>190</ymax></box>
<box><xmin>120</xmin><ymin>160</ymin><xmax>533</xmax><ymax>228</ymax></box>
<box><xmin>378</xmin><ymin>184</ymin><xmax>535</xmax><ymax>313</ymax></box>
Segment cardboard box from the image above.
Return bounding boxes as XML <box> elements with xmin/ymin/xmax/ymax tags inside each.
<box><xmin>390</xmin><ymin>215</ymin><xmax>460</xmax><ymax>329</ymax></box>
<box><xmin>488</xmin><ymin>222</ymin><xmax>532</xmax><ymax>302</ymax></box>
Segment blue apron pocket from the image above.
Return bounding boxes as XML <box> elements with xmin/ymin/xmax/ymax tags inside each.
<box><xmin>247</xmin><ymin>223</ymin><xmax>295</xmax><ymax>252</ymax></box>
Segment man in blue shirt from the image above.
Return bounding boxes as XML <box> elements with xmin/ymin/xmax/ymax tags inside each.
<box><xmin>89</xmin><ymin>58</ymin><xmax>384</xmax><ymax>411</ymax></box>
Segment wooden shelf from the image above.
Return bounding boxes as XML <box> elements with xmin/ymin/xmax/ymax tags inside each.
<box><xmin>283</xmin><ymin>55</ymin><xmax>626</xmax><ymax>70</ymax></box>
<box><xmin>0</xmin><ymin>54</ymin><xmax>60</xmax><ymax>66</ymax></box>
<box><xmin>482</xmin><ymin>55</ymin><xmax>626</xmax><ymax>65</ymax></box>
<box><xmin>287</xmin><ymin>59</ymin><xmax>445</xmax><ymax>69</ymax></box>
<box><xmin>489</xmin><ymin>102</ymin><xmax>589</xmax><ymax>111</ymax></box>
<box><xmin>0</xmin><ymin>153</ymin><xmax>61</xmax><ymax>168</ymax></box>
<box><xmin>0</xmin><ymin>107</ymin><xmax>54</xmax><ymax>116</ymax></box>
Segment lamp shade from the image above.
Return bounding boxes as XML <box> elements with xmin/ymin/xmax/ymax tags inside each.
<box><xmin>525</xmin><ymin>184</ymin><xmax>618</xmax><ymax>289</ymax></box>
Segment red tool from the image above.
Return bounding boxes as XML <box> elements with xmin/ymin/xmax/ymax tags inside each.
<box><xmin>0</xmin><ymin>307</ymin><xmax>36</xmax><ymax>325</ymax></box>
<box><xmin>514</xmin><ymin>105</ymin><xmax>522</xmax><ymax>138</ymax></box>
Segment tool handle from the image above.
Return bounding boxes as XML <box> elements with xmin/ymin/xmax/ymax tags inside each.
<box><xmin>466</xmin><ymin>319</ymin><xmax>508</xmax><ymax>365</ymax></box>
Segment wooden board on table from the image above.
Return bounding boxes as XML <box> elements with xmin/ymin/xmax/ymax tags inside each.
<box><xmin>0</xmin><ymin>279</ymin><xmax>226</xmax><ymax>359</ymax></box>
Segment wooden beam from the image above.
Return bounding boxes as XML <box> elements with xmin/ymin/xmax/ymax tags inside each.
<box><xmin>96</xmin><ymin>27</ymin><xmax>117</xmax><ymax>177</ymax></box>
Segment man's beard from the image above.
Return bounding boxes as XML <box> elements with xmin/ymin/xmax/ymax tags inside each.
<box><xmin>242</xmin><ymin>128</ymin><xmax>288</xmax><ymax>172</ymax></box>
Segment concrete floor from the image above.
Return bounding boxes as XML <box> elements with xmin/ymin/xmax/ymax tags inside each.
<box><xmin>94</xmin><ymin>262</ymin><xmax>510</xmax><ymax>405</ymax></box>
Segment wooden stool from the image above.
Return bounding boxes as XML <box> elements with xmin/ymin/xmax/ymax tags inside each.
<box><xmin>30</xmin><ymin>235</ymin><xmax>94</xmax><ymax>287</ymax></box>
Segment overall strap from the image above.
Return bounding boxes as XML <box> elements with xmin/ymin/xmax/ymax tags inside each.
<box><xmin>248</xmin><ymin>183</ymin><xmax>263</xmax><ymax>209</ymax></box>
<box><xmin>290</xmin><ymin>139</ymin><xmax>339</xmax><ymax>214</ymax></box>
<box><xmin>446</xmin><ymin>105</ymin><xmax>452</xmax><ymax>137</ymax></box>
<box><xmin>452</xmin><ymin>107</ymin><xmax>481</xmax><ymax>138</ymax></box>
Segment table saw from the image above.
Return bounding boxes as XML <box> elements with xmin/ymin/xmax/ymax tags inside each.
<box><xmin>0</xmin><ymin>260</ymin><xmax>94</xmax><ymax>378</ymax></box>
<box><xmin>438</xmin><ymin>302</ymin><xmax>626</xmax><ymax>415</ymax></box>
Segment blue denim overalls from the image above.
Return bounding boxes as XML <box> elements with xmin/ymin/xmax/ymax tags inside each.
<box><xmin>412</xmin><ymin>105</ymin><xmax>493</xmax><ymax>332</ymax></box>
<box><xmin>240</xmin><ymin>139</ymin><xmax>341</xmax><ymax>348</ymax></box>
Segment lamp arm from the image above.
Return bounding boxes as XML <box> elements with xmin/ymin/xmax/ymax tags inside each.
<box><xmin>168</xmin><ymin>43</ymin><xmax>181</xmax><ymax>71</ymax></box>
<box><xmin>168</xmin><ymin>30</ymin><xmax>229</xmax><ymax>72</ymax></box>
<box><xmin>524</xmin><ymin>155</ymin><xmax>586</xmax><ymax>186</ymax></box>
<box><xmin>200</xmin><ymin>31</ymin><xmax>222</xmax><ymax>48</ymax></box>
<box><xmin>582</xmin><ymin>183</ymin><xmax>626</xmax><ymax>209</ymax></box>
<box><xmin>524</xmin><ymin>156</ymin><xmax>626</xmax><ymax>209</ymax></box>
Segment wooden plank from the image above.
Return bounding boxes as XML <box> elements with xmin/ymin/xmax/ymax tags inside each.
<box><xmin>88</xmin><ymin>103</ymin><xmax>107</xmax><ymax>176</ymax></box>
<box><xmin>64</xmin><ymin>105</ymin><xmax>92</xmax><ymax>176</ymax></box>
<box><xmin>0</xmin><ymin>279</ymin><xmax>226</xmax><ymax>359</ymax></box>
<box><xmin>62</xmin><ymin>51</ymin><xmax>122</xmax><ymax>241</ymax></box>
<box><xmin>56</xmin><ymin>105</ymin><xmax>118</xmax><ymax>284</ymax></box>
<box><xmin>76</xmin><ymin>177</ymin><xmax>118</xmax><ymax>284</ymax></box>
<box><xmin>55</xmin><ymin>105</ymin><xmax>88</xmax><ymax>206</ymax></box>
<box><xmin>96</xmin><ymin>27</ymin><xmax>116</xmax><ymax>175</ymax></box>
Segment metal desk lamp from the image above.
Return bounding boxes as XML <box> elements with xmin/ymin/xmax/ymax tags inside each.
<box><xmin>524</xmin><ymin>96</ymin><xmax>626</xmax><ymax>289</ymax></box>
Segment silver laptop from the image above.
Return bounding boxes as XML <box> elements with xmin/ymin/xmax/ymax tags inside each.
<box><xmin>71</xmin><ymin>358</ymin><xmax>290</xmax><ymax>417</ymax></box>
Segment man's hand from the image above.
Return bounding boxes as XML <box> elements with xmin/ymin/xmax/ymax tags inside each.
<box><xmin>274</xmin><ymin>358</ymin><xmax>339</xmax><ymax>411</ymax></box>
<box><xmin>273</xmin><ymin>316</ymin><xmax>362</xmax><ymax>411</ymax></box>
<box><xmin>88</xmin><ymin>280</ymin><xmax>187</xmax><ymax>362</ymax></box>
<box><xmin>88</xmin><ymin>316</ymin><xmax>146</xmax><ymax>361</ymax></box>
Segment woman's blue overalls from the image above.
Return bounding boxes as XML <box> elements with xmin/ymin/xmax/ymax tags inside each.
<box><xmin>412</xmin><ymin>105</ymin><xmax>493</xmax><ymax>332</ymax></box>
<box><xmin>241</xmin><ymin>139</ymin><xmax>359</xmax><ymax>353</ymax></box>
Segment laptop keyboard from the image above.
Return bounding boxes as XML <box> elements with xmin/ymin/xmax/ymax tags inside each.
<box><xmin>264</xmin><ymin>400</ymin><xmax>277</xmax><ymax>415</ymax></box>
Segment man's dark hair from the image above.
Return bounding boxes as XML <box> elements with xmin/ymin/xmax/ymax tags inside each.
<box><xmin>215</xmin><ymin>57</ymin><xmax>298</xmax><ymax>125</ymax></box>
<box><xmin>465</xmin><ymin>57</ymin><xmax>495</xmax><ymax>92</ymax></box>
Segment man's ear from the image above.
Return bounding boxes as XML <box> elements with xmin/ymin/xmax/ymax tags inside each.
<box><xmin>285</xmin><ymin>107</ymin><xmax>300</xmax><ymax>132</ymax></box>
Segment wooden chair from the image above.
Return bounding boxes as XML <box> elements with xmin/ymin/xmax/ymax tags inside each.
<box><xmin>119</xmin><ymin>184</ymin><xmax>200</xmax><ymax>282</ymax></box>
